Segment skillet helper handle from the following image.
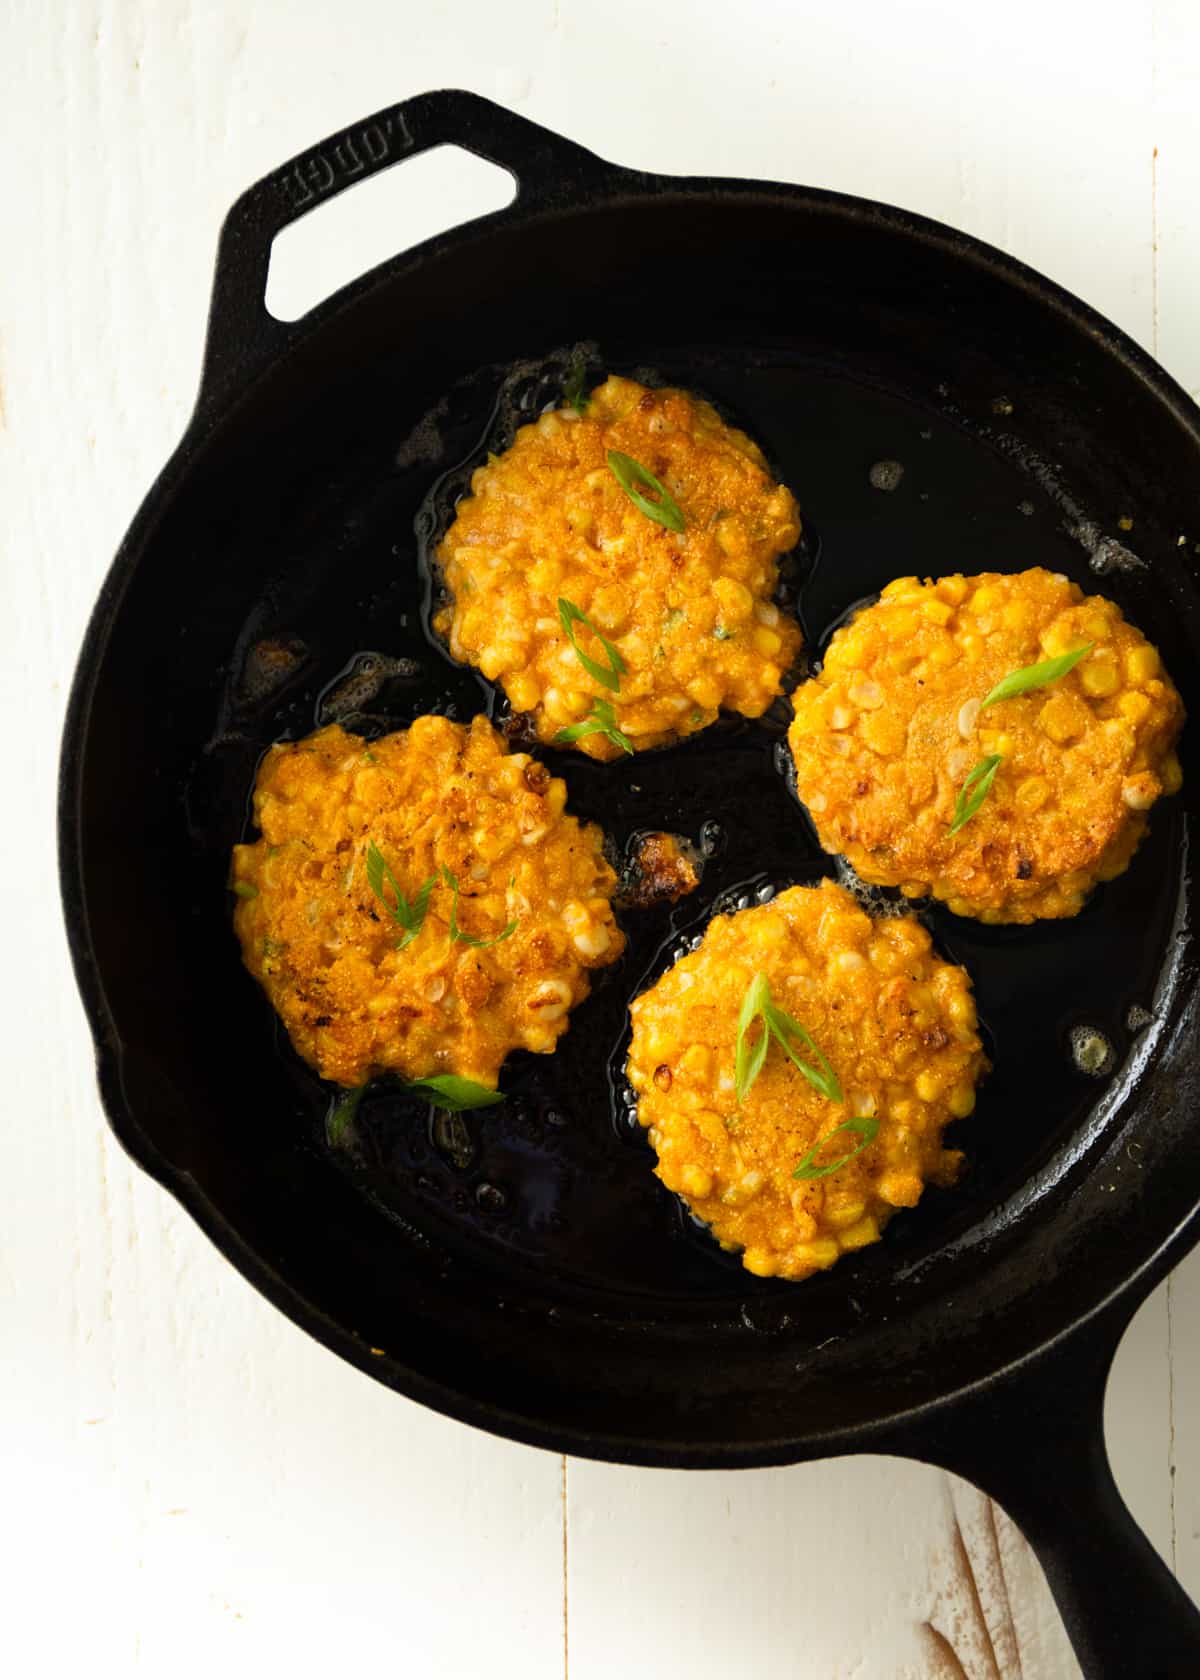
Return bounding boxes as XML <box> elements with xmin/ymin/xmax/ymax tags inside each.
<box><xmin>197</xmin><ymin>89</ymin><xmax>612</xmax><ymax>415</ymax></box>
<box><xmin>905</xmin><ymin>1306</ymin><xmax>1200</xmax><ymax>1678</ymax></box>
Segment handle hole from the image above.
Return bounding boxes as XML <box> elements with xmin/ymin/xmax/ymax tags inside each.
<box><xmin>264</xmin><ymin>145</ymin><xmax>516</xmax><ymax>323</ymax></box>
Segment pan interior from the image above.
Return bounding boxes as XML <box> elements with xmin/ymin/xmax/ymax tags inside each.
<box><xmin>74</xmin><ymin>192</ymin><xmax>1200</xmax><ymax>1450</ymax></box>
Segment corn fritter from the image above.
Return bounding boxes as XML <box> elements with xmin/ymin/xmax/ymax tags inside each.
<box><xmin>627</xmin><ymin>880</ymin><xmax>986</xmax><ymax>1281</ymax></box>
<box><xmin>232</xmin><ymin>716</ymin><xmax>624</xmax><ymax>1088</ymax></box>
<box><xmin>435</xmin><ymin>375</ymin><xmax>802</xmax><ymax>758</ymax></box>
<box><xmin>789</xmin><ymin>568</ymin><xmax>1183</xmax><ymax>922</ymax></box>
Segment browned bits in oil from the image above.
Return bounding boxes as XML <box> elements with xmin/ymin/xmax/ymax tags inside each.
<box><xmin>621</xmin><ymin>831</ymin><xmax>702</xmax><ymax>910</ymax></box>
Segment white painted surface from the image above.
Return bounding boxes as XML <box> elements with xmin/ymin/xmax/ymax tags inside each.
<box><xmin>3</xmin><ymin>1</ymin><xmax>1198</xmax><ymax>1674</ymax></box>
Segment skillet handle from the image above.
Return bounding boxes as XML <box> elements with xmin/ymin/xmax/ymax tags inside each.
<box><xmin>197</xmin><ymin>89</ymin><xmax>614</xmax><ymax>416</ymax></box>
<box><xmin>896</xmin><ymin>1301</ymin><xmax>1200</xmax><ymax>1677</ymax></box>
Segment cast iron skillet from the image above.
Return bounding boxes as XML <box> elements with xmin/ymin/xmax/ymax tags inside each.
<box><xmin>59</xmin><ymin>90</ymin><xmax>1200</xmax><ymax>1673</ymax></box>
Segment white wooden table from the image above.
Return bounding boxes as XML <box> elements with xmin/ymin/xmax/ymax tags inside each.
<box><xmin>5</xmin><ymin>2</ymin><xmax>1199</xmax><ymax>1674</ymax></box>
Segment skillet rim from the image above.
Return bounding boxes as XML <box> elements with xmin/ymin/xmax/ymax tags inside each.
<box><xmin>58</xmin><ymin>112</ymin><xmax>1200</xmax><ymax>1461</ymax></box>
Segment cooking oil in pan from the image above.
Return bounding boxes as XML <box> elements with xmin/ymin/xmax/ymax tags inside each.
<box><xmin>211</xmin><ymin>342</ymin><xmax>1190</xmax><ymax>1300</ymax></box>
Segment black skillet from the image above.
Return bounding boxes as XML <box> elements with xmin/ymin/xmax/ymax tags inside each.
<box><xmin>59</xmin><ymin>91</ymin><xmax>1200</xmax><ymax>1673</ymax></box>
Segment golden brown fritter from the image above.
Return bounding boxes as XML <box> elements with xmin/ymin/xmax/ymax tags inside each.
<box><xmin>788</xmin><ymin>569</ymin><xmax>1184</xmax><ymax>923</ymax></box>
<box><xmin>434</xmin><ymin>375</ymin><xmax>802</xmax><ymax>759</ymax></box>
<box><xmin>627</xmin><ymin>881</ymin><xmax>986</xmax><ymax>1281</ymax></box>
<box><xmin>231</xmin><ymin>716</ymin><xmax>624</xmax><ymax>1088</ymax></box>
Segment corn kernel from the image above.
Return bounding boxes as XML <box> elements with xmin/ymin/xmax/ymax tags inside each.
<box><xmin>1163</xmin><ymin>753</ymin><xmax>1183</xmax><ymax>795</ymax></box>
<box><xmin>848</xmin><ymin>677</ymin><xmax>885</xmax><ymax>710</ymax></box>
<box><xmin>969</xmin><ymin>584</ymin><xmax>1002</xmax><ymax>614</ymax></box>
<box><xmin>1080</xmin><ymin>659</ymin><xmax>1120</xmax><ymax>698</ymax></box>
<box><xmin>711</xmin><ymin>575</ymin><xmax>753</xmax><ymax>620</ymax></box>
<box><xmin>507</xmin><ymin>673</ymin><xmax>542</xmax><ymax>712</ymax></box>
<box><xmin>947</xmin><ymin>1084</ymin><xmax>977</xmax><ymax>1119</ymax></box>
<box><xmin>1002</xmin><ymin>600</ymin><xmax>1035</xmax><ymax>632</ymax></box>
<box><xmin>791</xmin><ymin>1239</ymin><xmax>841</xmax><ymax>1270</ymax></box>
<box><xmin>1015</xmin><ymin>776</ymin><xmax>1051</xmax><ymax>814</ymax></box>
<box><xmin>914</xmin><ymin>1069</ymin><xmax>945</xmax><ymax>1103</ymax></box>
<box><xmin>877</xmin><ymin>1172</ymin><xmax>923</xmax><ymax>1207</ymax></box>
<box><xmin>926</xmin><ymin>637</ymin><xmax>961</xmax><ymax>669</ymax></box>
<box><xmin>1118</xmin><ymin>692</ymin><xmax>1152</xmax><ymax>724</ymax></box>
<box><xmin>589</xmin><ymin>584</ymin><xmax>630</xmax><ymax>632</ymax></box>
<box><xmin>1038</xmin><ymin>693</ymin><xmax>1087</xmax><ymax>744</ymax></box>
<box><xmin>1040</xmin><ymin>621</ymin><xmax>1075</xmax><ymax>657</ymax></box>
<box><xmin>1122</xmin><ymin>776</ymin><xmax>1158</xmax><ymax>811</ymax></box>
<box><xmin>679</xmin><ymin>1044</ymin><xmax>712</xmax><ymax>1079</ymax></box>
<box><xmin>824</xmin><ymin>1199</ymin><xmax>866</xmax><ymax>1230</ymax></box>
<box><xmin>679</xmin><ymin>1164</ymin><xmax>713</xmax><ymax>1198</ymax></box>
<box><xmin>936</xmin><ymin>576</ymin><xmax>969</xmax><ymax>605</ymax></box>
<box><xmin>923</xmin><ymin>599</ymin><xmax>954</xmax><ymax>627</ymax></box>
<box><xmin>836</xmin><ymin>1216</ymin><xmax>881</xmax><ymax>1251</ymax></box>
<box><xmin>1125</xmin><ymin>645</ymin><xmax>1161</xmax><ymax>684</ymax></box>
<box><xmin>742</xmin><ymin>1247</ymin><xmax>778</xmax><ymax>1278</ymax></box>
<box><xmin>752</xmin><ymin>626</ymin><xmax>783</xmax><ymax>656</ymax></box>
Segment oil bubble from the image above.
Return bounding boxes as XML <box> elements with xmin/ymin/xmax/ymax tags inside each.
<box><xmin>868</xmin><ymin>460</ymin><xmax>905</xmax><ymax>492</ymax></box>
<box><xmin>1070</xmin><ymin>1025</ymin><xmax>1115</xmax><ymax>1077</ymax></box>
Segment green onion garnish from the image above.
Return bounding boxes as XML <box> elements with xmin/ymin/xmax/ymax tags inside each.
<box><xmin>232</xmin><ymin>880</ymin><xmax>258</xmax><ymax>900</ymax></box>
<box><xmin>734</xmin><ymin>971</ymin><xmax>844</xmax><ymax>1105</ymax></box>
<box><xmin>558</xmin><ymin>596</ymin><xmax>627</xmax><ymax>693</ymax></box>
<box><xmin>554</xmin><ymin>696</ymin><xmax>634</xmax><ymax>755</ymax></box>
<box><xmin>441</xmin><ymin>865</ymin><xmax>518</xmax><ymax>947</ymax></box>
<box><xmin>400</xmin><ymin>1074</ymin><xmax>504</xmax><ymax>1111</ymax></box>
<box><xmin>365</xmin><ymin>841</ymin><xmax>437</xmax><ymax>950</ymax></box>
<box><xmin>948</xmin><ymin>754</ymin><xmax>1003</xmax><ymax>835</ymax></box>
<box><xmin>563</xmin><ymin>357</ymin><xmax>590</xmax><ymax>415</ymax></box>
<box><xmin>327</xmin><ymin>1083</ymin><xmax>365</xmax><ymax>1148</ymax></box>
<box><xmin>735</xmin><ymin>972</ymin><xmax>772</xmax><ymax>1100</ymax></box>
<box><xmin>607</xmin><ymin>450</ymin><xmax>685</xmax><ymax>534</ymax></box>
<box><xmin>793</xmin><ymin>1116</ymin><xmax>881</xmax><ymax>1181</ymax></box>
<box><xmin>981</xmin><ymin>642</ymin><xmax>1095</xmax><ymax>708</ymax></box>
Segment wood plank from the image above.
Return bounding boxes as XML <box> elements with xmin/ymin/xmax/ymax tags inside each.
<box><xmin>1106</xmin><ymin>1284</ymin><xmax>1176</xmax><ymax>1570</ymax></box>
<box><xmin>0</xmin><ymin>4</ymin><xmax>565</xmax><ymax>1673</ymax></box>
<box><xmin>1170</xmin><ymin>1251</ymin><xmax>1200</xmax><ymax>1605</ymax></box>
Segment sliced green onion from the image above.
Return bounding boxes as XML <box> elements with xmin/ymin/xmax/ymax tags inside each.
<box><xmin>441</xmin><ymin>865</ymin><xmax>519</xmax><ymax>947</ymax></box>
<box><xmin>365</xmin><ymin>840</ymin><xmax>437</xmax><ymax>950</ymax></box>
<box><xmin>400</xmin><ymin>1074</ymin><xmax>504</xmax><ymax>1111</ymax></box>
<box><xmin>981</xmin><ymin>642</ymin><xmax>1095</xmax><ymax>708</ymax></box>
<box><xmin>733</xmin><ymin>972</ymin><xmax>843</xmax><ymax>1105</ymax></box>
<box><xmin>554</xmin><ymin>697</ymin><xmax>634</xmax><ymax>756</ymax></box>
<box><xmin>948</xmin><ymin>753</ymin><xmax>1003</xmax><ymax>835</ymax></box>
<box><xmin>563</xmin><ymin>357</ymin><xmax>590</xmax><ymax>414</ymax></box>
<box><xmin>327</xmin><ymin>1083</ymin><xmax>365</xmax><ymax>1148</ymax></box>
<box><xmin>232</xmin><ymin>880</ymin><xmax>258</xmax><ymax>900</ymax></box>
<box><xmin>734</xmin><ymin>972</ymin><xmax>772</xmax><ymax>1101</ymax></box>
<box><xmin>762</xmin><ymin>1000</ymin><xmax>844</xmax><ymax>1105</ymax></box>
<box><xmin>607</xmin><ymin>450</ymin><xmax>685</xmax><ymax>534</ymax></box>
<box><xmin>792</xmin><ymin>1116</ymin><xmax>880</xmax><ymax>1181</ymax></box>
<box><xmin>558</xmin><ymin>596</ymin><xmax>627</xmax><ymax>693</ymax></box>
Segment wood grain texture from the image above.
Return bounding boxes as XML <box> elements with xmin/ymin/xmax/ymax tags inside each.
<box><xmin>2</xmin><ymin>0</ymin><xmax>1197</xmax><ymax>1674</ymax></box>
